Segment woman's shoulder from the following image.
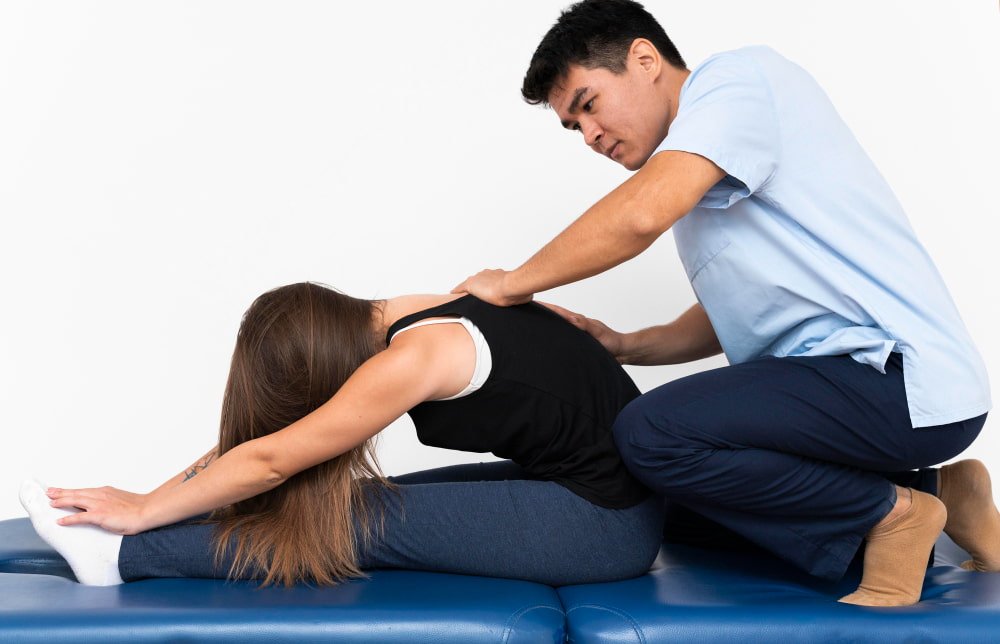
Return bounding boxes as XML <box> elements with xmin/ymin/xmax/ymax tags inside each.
<box><xmin>383</xmin><ymin>294</ymin><xmax>463</xmax><ymax>323</ymax></box>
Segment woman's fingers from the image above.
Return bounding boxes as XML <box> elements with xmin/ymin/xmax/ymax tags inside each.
<box><xmin>42</xmin><ymin>486</ymin><xmax>142</xmax><ymax>534</ymax></box>
<box><xmin>57</xmin><ymin>510</ymin><xmax>100</xmax><ymax>527</ymax></box>
<box><xmin>47</xmin><ymin>486</ymin><xmax>101</xmax><ymax>508</ymax></box>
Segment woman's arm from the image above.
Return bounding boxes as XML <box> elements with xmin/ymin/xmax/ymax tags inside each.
<box><xmin>40</xmin><ymin>446</ymin><xmax>225</xmax><ymax>534</ymax></box>
<box><xmin>145</xmin><ymin>446</ymin><xmax>220</xmax><ymax>496</ymax></box>
<box><xmin>46</xmin><ymin>324</ymin><xmax>471</xmax><ymax>535</ymax></box>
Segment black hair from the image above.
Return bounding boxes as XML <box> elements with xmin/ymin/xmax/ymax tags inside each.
<box><xmin>522</xmin><ymin>0</ymin><xmax>685</xmax><ymax>106</ymax></box>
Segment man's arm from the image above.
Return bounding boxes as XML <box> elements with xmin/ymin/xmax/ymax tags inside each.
<box><xmin>547</xmin><ymin>301</ymin><xmax>722</xmax><ymax>366</ymax></box>
<box><xmin>616</xmin><ymin>303</ymin><xmax>722</xmax><ymax>365</ymax></box>
<box><xmin>453</xmin><ymin>151</ymin><xmax>725</xmax><ymax>305</ymax></box>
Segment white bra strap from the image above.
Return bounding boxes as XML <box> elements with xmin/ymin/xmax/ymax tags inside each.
<box><xmin>390</xmin><ymin>317</ymin><xmax>492</xmax><ymax>400</ymax></box>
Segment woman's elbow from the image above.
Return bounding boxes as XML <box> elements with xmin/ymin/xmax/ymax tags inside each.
<box><xmin>235</xmin><ymin>442</ymin><xmax>291</xmax><ymax>490</ymax></box>
<box><xmin>261</xmin><ymin>467</ymin><xmax>287</xmax><ymax>488</ymax></box>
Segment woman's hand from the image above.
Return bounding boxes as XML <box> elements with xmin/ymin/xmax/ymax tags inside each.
<box><xmin>45</xmin><ymin>486</ymin><xmax>152</xmax><ymax>536</ymax></box>
<box><xmin>540</xmin><ymin>302</ymin><xmax>627</xmax><ymax>363</ymax></box>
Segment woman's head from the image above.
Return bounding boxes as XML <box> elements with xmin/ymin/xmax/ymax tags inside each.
<box><xmin>220</xmin><ymin>282</ymin><xmax>380</xmax><ymax>451</ymax></box>
<box><xmin>213</xmin><ymin>282</ymin><xmax>389</xmax><ymax>587</ymax></box>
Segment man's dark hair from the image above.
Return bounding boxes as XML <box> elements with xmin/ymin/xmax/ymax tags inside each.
<box><xmin>522</xmin><ymin>0</ymin><xmax>685</xmax><ymax>106</ymax></box>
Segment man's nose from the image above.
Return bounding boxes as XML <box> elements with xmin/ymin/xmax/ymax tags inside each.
<box><xmin>580</xmin><ymin>119</ymin><xmax>603</xmax><ymax>149</ymax></box>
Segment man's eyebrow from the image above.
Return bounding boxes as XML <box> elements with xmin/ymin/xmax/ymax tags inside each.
<box><xmin>559</xmin><ymin>87</ymin><xmax>590</xmax><ymax>129</ymax></box>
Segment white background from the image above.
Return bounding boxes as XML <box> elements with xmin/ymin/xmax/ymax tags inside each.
<box><xmin>1</xmin><ymin>1</ymin><xmax>998</xmax><ymax>521</ymax></box>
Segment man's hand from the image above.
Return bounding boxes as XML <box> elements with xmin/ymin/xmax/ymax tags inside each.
<box><xmin>541</xmin><ymin>302</ymin><xmax>627</xmax><ymax>363</ymax></box>
<box><xmin>452</xmin><ymin>269</ymin><xmax>533</xmax><ymax>307</ymax></box>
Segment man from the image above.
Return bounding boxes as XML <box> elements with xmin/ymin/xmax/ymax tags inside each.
<box><xmin>453</xmin><ymin>0</ymin><xmax>995</xmax><ymax>606</ymax></box>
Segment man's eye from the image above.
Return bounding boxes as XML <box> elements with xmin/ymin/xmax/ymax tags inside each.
<box><xmin>583</xmin><ymin>99</ymin><xmax>594</xmax><ymax>112</ymax></box>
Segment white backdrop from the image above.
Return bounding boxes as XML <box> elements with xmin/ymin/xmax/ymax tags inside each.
<box><xmin>2</xmin><ymin>1</ymin><xmax>998</xmax><ymax>521</ymax></box>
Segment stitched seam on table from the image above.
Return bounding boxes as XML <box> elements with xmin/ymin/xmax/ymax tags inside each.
<box><xmin>566</xmin><ymin>605</ymin><xmax>643</xmax><ymax>644</ymax></box>
<box><xmin>502</xmin><ymin>604</ymin><xmax>565</xmax><ymax>644</ymax></box>
<box><xmin>1</xmin><ymin>557</ymin><xmax>64</xmax><ymax>565</ymax></box>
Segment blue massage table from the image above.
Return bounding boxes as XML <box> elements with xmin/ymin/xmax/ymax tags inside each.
<box><xmin>3</xmin><ymin>516</ymin><xmax>1000</xmax><ymax>643</ymax></box>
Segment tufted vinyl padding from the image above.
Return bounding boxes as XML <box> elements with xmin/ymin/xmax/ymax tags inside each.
<box><xmin>5</xmin><ymin>515</ymin><xmax>1000</xmax><ymax>643</ymax></box>
<box><xmin>557</xmin><ymin>534</ymin><xmax>1000</xmax><ymax>643</ymax></box>
<box><xmin>0</xmin><ymin>518</ymin><xmax>565</xmax><ymax>644</ymax></box>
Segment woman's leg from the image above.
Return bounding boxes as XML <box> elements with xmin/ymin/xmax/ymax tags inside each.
<box><xmin>354</xmin><ymin>480</ymin><xmax>663</xmax><ymax>586</ymax></box>
<box><xmin>612</xmin><ymin>353</ymin><xmax>985</xmax><ymax>599</ymax></box>
<box><xmin>388</xmin><ymin>460</ymin><xmax>530</xmax><ymax>485</ymax></box>
<box><xmin>114</xmin><ymin>461</ymin><xmax>535</xmax><ymax>581</ymax></box>
<box><xmin>117</xmin><ymin>517</ymin><xmax>225</xmax><ymax>581</ymax></box>
<box><xmin>115</xmin><ymin>467</ymin><xmax>664</xmax><ymax>586</ymax></box>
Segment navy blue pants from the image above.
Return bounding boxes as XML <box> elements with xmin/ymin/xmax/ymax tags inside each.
<box><xmin>613</xmin><ymin>353</ymin><xmax>986</xmax><ymax>580</ymax></box>
<box><xmin>118</xmin><ymin>461</ymin><xmax>664</xmax><ymax>587</ymax></box>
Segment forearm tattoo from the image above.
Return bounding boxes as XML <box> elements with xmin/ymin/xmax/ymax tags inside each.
<box><xmin>183</xmin><ymin>449</ymin><xmax>218</xmax><ymax>481</ymax></box>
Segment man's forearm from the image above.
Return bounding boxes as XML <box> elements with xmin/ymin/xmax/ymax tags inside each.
<box><xmin>482</xmin><ymin>151</ymin><xmax>727</xmax><ymax>304</ymax></box>
<box><xmin>503</xmin><ymin>199</ymin><xmax>661</xmax><ymax>300</ymax></box>
<box><xmin>618</xmin><ymin>304</ymin><xmax>723</xmax><ymax>366</ymax></box>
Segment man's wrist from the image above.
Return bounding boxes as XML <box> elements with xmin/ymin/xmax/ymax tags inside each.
<box><xmin>620</xmin><ymin>327</ymin><xmax>674</xmax><ymax>366</ymax></box>
<box><xmin>614</xmin><ymin>331</ymin><xmax>642</xmax><ymax>365</ymax></box>
<box><xmin>499</xmin><ymin>270</ymin><xmax>533</xmax><ymax>305</ymax></box>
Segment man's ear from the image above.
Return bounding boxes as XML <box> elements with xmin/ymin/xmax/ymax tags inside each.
<box><xmin>629</xmin><ymin>38</ymin><xmax>662</xmax><ymax>77</ymax></box>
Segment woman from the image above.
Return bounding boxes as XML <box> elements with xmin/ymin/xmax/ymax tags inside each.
<box><xmin>20</xmin><ymin>283</ymin><xmax>663</xmax><ymax>587</ymax></box>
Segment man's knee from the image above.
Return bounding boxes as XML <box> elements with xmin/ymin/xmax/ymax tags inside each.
<box><xmin>612</xmin><ymin>395</ymin><xmax>699</xmax><ymax>487</ymax></box>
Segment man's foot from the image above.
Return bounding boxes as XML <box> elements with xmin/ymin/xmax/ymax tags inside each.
<box><xmin>18</xmin><ymin>479</ymin><xmax>124</xmax><ymax>585</ymax></box>
<box><xmin>939</xmin><ymin>459</ymin><xmax>1000</xmax><ymax>572</ymax></box>
<box><xmin>839</xmin><ymin>489</ymin><xmax>945</xmax><ymax>606</ymax></box>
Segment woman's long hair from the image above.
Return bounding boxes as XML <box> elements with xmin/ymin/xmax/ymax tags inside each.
<box><xmin>210</xmin><ymin>282</ymin><xmax>389</xmax><ymax>587</ymax></box>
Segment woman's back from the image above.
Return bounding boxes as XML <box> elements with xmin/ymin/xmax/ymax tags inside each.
<box><xmin>389</xmin><ymin>295</ymin><xmax>647</xmax><ymax>509</ymax></box>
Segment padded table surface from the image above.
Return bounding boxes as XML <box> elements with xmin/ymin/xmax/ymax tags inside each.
<box><xmin>558</xmin><ymin>535</ymin><xmax>1000</xmax><ymax>644</ymax></box>
<box><xmin>0</xmin><ymin>518</ymin><xmax>565</xmax><ymax>644</ymax></box>
<box><xmin>6</xmin><ymin>515</ymin><xmax>1000</xmax><ymax>644</ymax></box>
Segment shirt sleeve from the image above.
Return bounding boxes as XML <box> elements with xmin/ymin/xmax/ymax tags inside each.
<box><xmin>655</xmin><ymin>50</ymin><xmax>780</xmax><ymax>209</ymax></box>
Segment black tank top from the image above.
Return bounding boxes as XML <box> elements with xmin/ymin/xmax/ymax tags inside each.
<box><xmin>387</xmin><ymin>295</ymin><xmax>649</xmax><ymax>509</ymax></box>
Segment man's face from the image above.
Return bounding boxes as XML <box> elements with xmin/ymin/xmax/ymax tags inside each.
<box><xmin>548</xmin><ymin>61</ymin><xmax>673</xmax><ymax>171</ymax></box>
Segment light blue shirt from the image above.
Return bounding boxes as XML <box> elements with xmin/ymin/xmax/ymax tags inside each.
<box><xmin>656</xmin><ymin>46</ymin><xmax>990</xmax><ymax>427</ymax></box>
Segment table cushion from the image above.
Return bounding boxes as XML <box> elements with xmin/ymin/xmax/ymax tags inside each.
<box><xmin>557</xmin><ymin>534</ymin><xmax>1000</xmax><ymax>643</ymax></box>
<box><xmin>0</xmin><ymin>518</ymin><xmax>565</xmax><ymax>644</ymax></box>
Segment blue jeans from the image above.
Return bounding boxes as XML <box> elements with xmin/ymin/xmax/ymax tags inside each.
<box><xmin>119</xmin><ymin>461</ymin><xmax>664</xmax><ymax>586</ymax></box>
<box><xmin>613</xmin><ymin>353</ymin><xmax>986</xmax><ymax>580</ymax></box>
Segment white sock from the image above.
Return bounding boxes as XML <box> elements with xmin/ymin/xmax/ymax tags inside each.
<box><xmin>18</xmin><ymin>479</ymin><xmax>124</xmax><ymax>586</ymax></box>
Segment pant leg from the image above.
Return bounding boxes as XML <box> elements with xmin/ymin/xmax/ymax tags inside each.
<box><xmin>357</xmin><ymin>479</ymin><xmax>663</xmax><ymax>586</ymax></box>
<box><xmin>661</xmin><ymin>469</ymin><xmax>939</xmax><ymax>553</ymax></box>
<box><xmin>388</xmin><ymin>460</ymin><xmax>530</xmax><ymax>485</ymax></box>
<box><xmin>614</xmin><ymin>353</ymin><xmax>984</xmax><ymax>580</ymax></box>
<box><xmin>120</xmin><ymin>463</ymin><xmax>664</xmax><ymax>586</ymax></box>
<box><xmin>118</xmin><ymin>462</ymin><xmax>528</xmax><ymax>581</ymax></box>
<box><xmin>118</xmin><ymin>517</ymin><xmax>226</xmax><ymax>581</ymax></box>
